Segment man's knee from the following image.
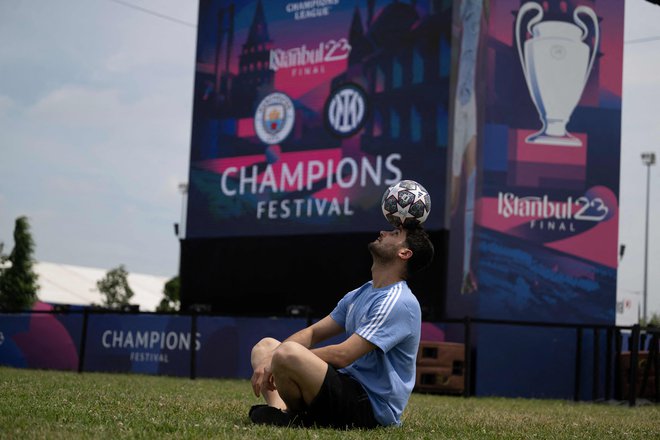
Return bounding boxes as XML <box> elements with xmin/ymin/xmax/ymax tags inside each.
<box><xmin>254</xmin><ymin>337</ymin><xmax>280</xmax><ymax>351</ymax></box>
<box><xmin>271</xmin><ymin>341</ymin><xmax>306</xmax><ymax>372</ymax></box>
<box><xmin>251</xmin><ymin>337</ymin><xmax>280</xmax><ymax>363</ymax></box>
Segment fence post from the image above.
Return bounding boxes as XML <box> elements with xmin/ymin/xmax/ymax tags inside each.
<box><xmin>629</xmin><ymin>324</ymin><xmax>640</xmax><ymax>407</ymax></box>
<box><xmin>615</xmin><ymin>329</ymin><xmax>623</xmax><ymax>399</ymax></box>
<box><xmin>605</xmin><ymin>327</ymin><xmax>613</xmax><ymax>401</ymax></box>
<box><xmin>574</xmin><ymin>327</ymin><xmax>583</xmax><ymax>401</ymax></box>
<box><xmin>189</xmin><ymin>311</ymin><xmax>198</xmax><ymax>380</ymax></box>
<box><xmin>592</xmin><ymin>327</ymin><xmax>600</xmax><ymax>401</ymax></box>
<box><xmin>78</xmin><ymin>308</ymin><xmax>89</xmax><ymax>373</ymax></box>
<box><xmin>463</xmin><ymin>316</ymin><xmax>472</xmax><ymax>397</ymax></box>
<box><xmin>653</xmin><ymin>332</ymin><xmax>659</xmax><ymax>403</ymax></box>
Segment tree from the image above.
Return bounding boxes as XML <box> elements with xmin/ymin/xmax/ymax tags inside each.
<box><xmin>96</xmin><ymin>265</ymin><xmax>134</xmax><ymax>309</ymax></box>
<box><xmin>641</xmin><ymin>312</ymin><xmax>660</xmax><ymax>327</ymax></box>
<box><xmin>157</xmin><ymin>276</ymin><xmax>180</xmax><ymax>312</ymax></box>
<box><xmin>0</xmin><ymin>216</ymin><xmax>39</xmax><ymax>311</ymax></box>
<box><xmin>0</xmin><ymin>242</ymin><xmax>7</xmax><ymax>267</ymax></box>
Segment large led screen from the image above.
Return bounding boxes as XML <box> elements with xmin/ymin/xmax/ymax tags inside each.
<box><xmin>187</xmin><ymin>0</ymin><xmax>452</xmax><ymax>238</ymax></box>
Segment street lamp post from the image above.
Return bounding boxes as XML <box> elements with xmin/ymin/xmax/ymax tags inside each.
<box><xmin>641</xmin><ymin>152</ymin><xmax>656</xmax><ymax>324</ymax></box>
<box><xmin>177</xmin><ymin>183</ymin><xmax>189</xmax><ymax>240</ymax></box>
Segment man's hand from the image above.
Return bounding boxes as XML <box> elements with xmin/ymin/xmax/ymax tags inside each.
<box><xmin>251</xmin><ymin>363</ymin><xmax>276</xmax><ymax>398</ymax></box>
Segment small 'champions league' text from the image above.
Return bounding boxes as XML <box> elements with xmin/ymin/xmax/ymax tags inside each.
<box><xmin>285</xmin><ymin>0</ymin><xmax>339</xmax><ymax>21</ymax></box>
<box><xmin>219</xmin><ymin>153</ymin><xmax>403</xmax><ymax>220</ymax></box>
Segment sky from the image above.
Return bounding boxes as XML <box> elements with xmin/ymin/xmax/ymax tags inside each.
<box><xmin>0</xmin><ymin>0</ymin><xmax>659</xmax><ymax>317</ymax></box>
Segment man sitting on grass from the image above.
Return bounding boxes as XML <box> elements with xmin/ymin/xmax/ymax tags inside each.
<box><xmin>249</xmin><ymin>226</ymin><xmax>434</xmax><ymax>428</ymax></box>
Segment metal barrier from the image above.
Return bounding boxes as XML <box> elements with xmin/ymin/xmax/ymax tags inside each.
<box><xmin>452</xmin><ymin>317</ymin><xmax>659</xmax><ymax>405</ymax></box>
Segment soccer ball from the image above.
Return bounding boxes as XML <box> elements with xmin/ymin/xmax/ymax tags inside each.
<box><xmin>381</xmin><ymin>180</ymin><xmax>431</xmax><ymax>227</ymax></box>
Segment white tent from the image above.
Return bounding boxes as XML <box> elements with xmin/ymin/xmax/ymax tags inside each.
<box><xmin>35</xmin><ymin>262</ymin><xmax>168</xmax><ymax>312</ymax></box>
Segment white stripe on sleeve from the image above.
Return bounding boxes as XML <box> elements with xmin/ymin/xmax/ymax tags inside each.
<box><xmin>361</xmin><ymin>283</ymin><xmax>402</xmax><ymax>341</ymax></box>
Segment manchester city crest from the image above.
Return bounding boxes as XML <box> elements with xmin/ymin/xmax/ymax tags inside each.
<box><xmin>254</xmin><ymin>92</ymin><xmax>295</xmax><ymax>145</ymax></box>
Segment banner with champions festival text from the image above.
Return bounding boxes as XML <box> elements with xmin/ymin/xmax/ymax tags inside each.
<box><xmin>187</xmin><ymin>0</ymin><xmax>454</xmax><ymax>238</ymax></box>
<box><xmin>82</xmin><ymin>314</ymin><xmax>307</xmax><ymax>377</ymax></box>
<box><xmin>459</xmin><ymin>0</ymin><xmax>624</xmax><ymax>324</ymax></box>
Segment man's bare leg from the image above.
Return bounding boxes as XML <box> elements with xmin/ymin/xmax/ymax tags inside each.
<box><xmin>270</xmin><ymin>341</ymin><xmax>328</xmax><ymax>413</ymax></box>
<box><xmin>250</xmin><ymin>337</ymin><xmax>287</xmax><ymax>410</ymax></box>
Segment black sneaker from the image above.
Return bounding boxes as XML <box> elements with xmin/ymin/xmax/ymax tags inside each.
<box><xmin>248</xmin><ymin>405</ymin><xmax>302</xmax><ymax>427</ymax></box>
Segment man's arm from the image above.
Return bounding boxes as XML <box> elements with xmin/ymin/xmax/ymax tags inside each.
<box><xmin>284</xmin><ymin>315</ymin><xmax>377</xmax><ymax>367</ymax></box>
<box><xmin>283</xmin><ymin>315</ymin><xmax>345</xmax><ymax>348</ymax></box>
<box><xmin>311</xmin><ymin>333</ymin><xmax>376</xmax><ymax>369</ymax></box>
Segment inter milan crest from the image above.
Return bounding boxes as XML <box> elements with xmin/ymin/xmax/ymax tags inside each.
<box><xmin>324</xmin><ymin>83</ymin><xmax>368</xmax><ymax>138</ymax></box>
<box><xmin>254</xmin><ymin>92</ymin><xmax>295</xmax><ymax>145</ymax></box>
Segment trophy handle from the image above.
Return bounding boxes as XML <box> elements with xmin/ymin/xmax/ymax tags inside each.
<box><xmin>515</xmin><ymin>1</ymin><xmax>544</xmax><ymax>79</ymax></box>
<box><xmin>574</xmin><ymin>6</ymin><xmax>600</xmax><ymax>89</ymax></box>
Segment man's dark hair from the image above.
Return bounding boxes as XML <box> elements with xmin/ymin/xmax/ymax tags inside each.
<box><xmin>403</xmin><ymin>226</ymin><xmax>434</xmax><ymax>278</ymax></box>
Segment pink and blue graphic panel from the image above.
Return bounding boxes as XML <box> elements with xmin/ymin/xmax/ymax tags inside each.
<box><xmin>458</xmin><ymin>0</ymin><xmax>624</xmax><ymax>323</ymax></box>
<box><xmin>188</xmin><ymin>0</ymin><xmax>453</xmax><ymax>237</ymax></box>
<box><xmin>0</xmin><ymin>303</ymin><xmax>82</xmax><ymax>371</ymax></box>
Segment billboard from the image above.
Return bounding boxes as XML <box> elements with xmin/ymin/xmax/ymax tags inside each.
<box><xmin>0</xmin><ymin>309</ymin><xmax>444</xmax><ymax>381</ymax></box>
<box><xmin>83</xmin><ymin>314</ymin><xmax>306</xmax><ymax>378</ymax></box>
<box><xmin>0</xmin><ymin>310</ymin><xmax>306</xmax><ymax>378</ymax></box>
<box><xmin>187</xmin><ymin>0</ymin><xmax>453</xmax><ymax>238</ymax></box>
<box><xmin>446</xmin><ymin>0</ymin><xmax>624</xmax><ymax>324</ymax></box>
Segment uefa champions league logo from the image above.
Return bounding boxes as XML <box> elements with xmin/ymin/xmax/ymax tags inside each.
<box><xmin>324</xmin><ymin>83</ymin><xmax>368</xmax><ymax>138</ymax></box>
<box><xmin>254</xmin><ymin>92</ymin><xmax>295</xmax><ymax>145</ymax></box>
<box><xmin>516</xmin><ymin>2</ymin><xmax>599</xmax><ymax>146</ymax></box>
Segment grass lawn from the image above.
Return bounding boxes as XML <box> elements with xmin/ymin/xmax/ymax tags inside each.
<box><xmin>1</xmin><ymin>367</ymin><xmax>658</xmax><ymax>439</ymax></box>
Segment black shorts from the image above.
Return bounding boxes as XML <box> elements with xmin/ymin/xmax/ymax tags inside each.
<box><xmin>301</xmin><ymin>365</ymin><xmax>380</xmax><ymax>429</ymax></box>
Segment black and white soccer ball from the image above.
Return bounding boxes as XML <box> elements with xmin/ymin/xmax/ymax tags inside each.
<box><xmin>381</xmin><ymin>180</ymin><xmax>431</xmax><ymax>227</ymax></box>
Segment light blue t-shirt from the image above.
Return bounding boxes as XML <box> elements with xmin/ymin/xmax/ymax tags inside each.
<box><xmin>330</xmin><ymin>280</ymin><xmax>421</xmax><ymax>427</ymax></box>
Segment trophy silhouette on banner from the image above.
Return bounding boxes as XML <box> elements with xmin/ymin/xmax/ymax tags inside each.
<box><xmin>516</xmin><ymin>1</ymin><xmax>599</xmax><ymax>147</ymax></box>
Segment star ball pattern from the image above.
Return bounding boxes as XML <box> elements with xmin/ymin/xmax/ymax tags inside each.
<box><xmin>381</xmin><ymin>180</ymin><xmax>431</xmax><ymax>227</ymax></box>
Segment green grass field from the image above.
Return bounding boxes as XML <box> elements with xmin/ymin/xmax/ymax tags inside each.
<box><xmin>1</xmin><ymin>367</ymin><xmax>658</xmax><ymax>439</ymax></box>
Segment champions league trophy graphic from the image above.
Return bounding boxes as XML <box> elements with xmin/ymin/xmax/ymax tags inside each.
<box><xmin>516</xmin><ymin>1</ymin><xmax>599</xmax><ymax>146</ymax></box>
